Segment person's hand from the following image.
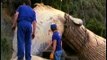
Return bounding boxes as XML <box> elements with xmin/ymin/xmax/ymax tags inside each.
<box><xmin>32</xmin><ymin>33</ymin><xmax>35</xmax><ymax>39</ymax></box>
<box><xmin>50</xmin><ymin>52</ymin><xmax>54</xmax><ymax>60</ymax></box>
<box><xmin>12</xmin><ymin>25</ymin><xmax>16</xmax><ymax>31</ymax></box>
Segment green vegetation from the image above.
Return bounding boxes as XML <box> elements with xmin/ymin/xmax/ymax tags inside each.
<box><xmin>1</xmin><ymin>8</ymin><xmax>13</xmax><ymax>60</ymax></box>
<box><xmin>1</xmin><ymin>37</ymin><xmax>12</xmax><ymax>60</ymax></box>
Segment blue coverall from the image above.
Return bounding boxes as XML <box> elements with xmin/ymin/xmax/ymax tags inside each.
<box><xmin>16</xmin><ymin>5</ymin><xmax>36</xmax><ymax>60</ymax></box>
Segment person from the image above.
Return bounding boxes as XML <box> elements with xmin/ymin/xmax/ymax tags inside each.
<box><xmin>12</xmin><ymin>0</ymin><xmax>36</xmax><ymax>60</ymax></box>
<box><xmin>45</xmin><ymin>23</ymin><xmax>62</xmax><ymax>60</ymax></box>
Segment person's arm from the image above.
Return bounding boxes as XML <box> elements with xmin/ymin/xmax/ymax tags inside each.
<box><xmin>61</xmin><ymin>41</ymin><xmax>62</xmax><ymax>47</ymax></box>
<box><xmin>12</xmin><ymin>11</ymin><xmax>19</xmax><ymax>31</ymax></box>
<box><xmin>44</xmin><ymin>40</ymin><xmax>52</xmax><ymax>51</ymax></box>
<box><xmin>32</xmin><ymin>10</ymin><xmax>36</xmax><ymax>39</ymax></box>
<box><xmin>32</xmin><ymin>21</ymin><xmax>36</xmax><ymax>39</ymax></box>
<box><xmin>50</xmin><ymin>40</ymin><xmax>56</xmax><ymax>59</ymax></box>
<box><xmin>52</xmin><ymin>40</ymin><xmax>57</xmax><ymax>54</ymax></box>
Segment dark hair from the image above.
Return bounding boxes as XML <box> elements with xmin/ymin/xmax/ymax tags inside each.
<box><xmin>22</xmin><ymin>0</ymin><xmax>31</xmax><ymax>6</ymax></box>
<box><xmin>14</xmin><ymin>0</ymin><xmax>31</xmax><ymax>9</ymax></box>
<box><xmin>50</xmin><ymin>24</ymin><xmax>57</xmax><ymax>32</ymax></box>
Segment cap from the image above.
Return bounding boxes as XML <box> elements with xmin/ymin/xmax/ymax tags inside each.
<box><xmin>50</xmin><ymin>23</ymin><xmax>57</xmax><ymax>29</ymax></box>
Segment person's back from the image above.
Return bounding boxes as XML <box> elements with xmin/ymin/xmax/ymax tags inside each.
<box><xmin>17</xmin><ymin>4</ymin><xmax>36</xmax><ymax>24</ymax></box>
<box><xmin>52</xmin><ymin>31</ymin><xmax>62</xmax><ymax>51</ymax></box>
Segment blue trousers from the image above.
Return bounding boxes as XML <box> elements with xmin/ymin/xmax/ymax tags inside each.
<box><xmin>54</xmin><ymin>50</ymin><xmax>62</xmax><ymax>60</ymax></box>
<box><xmin>17</xmin><ymin>21</ymin><xmax>32</xmax><ymax>60</ymax></box>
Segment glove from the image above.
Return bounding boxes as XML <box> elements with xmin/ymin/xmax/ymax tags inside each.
<box><xmin>50</xmin><ymin>53</ymin><xmax>54</xmax><ymax>60</ymax></box>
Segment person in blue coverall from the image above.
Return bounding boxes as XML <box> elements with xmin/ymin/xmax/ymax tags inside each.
<box><xmin>45</xmin><ymin>24</ymin><xmax>62</xmax><ymax>60</ymax></box>
<box><xmin>12</xmin><ymin>0</ymin><xmax>36</xmax><ymax>60</ymax></box>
